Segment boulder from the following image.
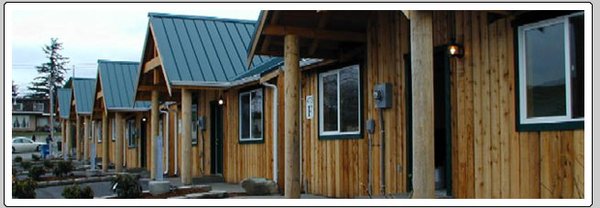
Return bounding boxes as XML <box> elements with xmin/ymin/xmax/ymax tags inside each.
<box><xmin>240</xmin><ymin>177</ymin><xmax>278</xmax><ymax>195</ymax></box>
<box><xmin>149</xmin><ymin>180</ymin><xmax>171</xmax><ymax>196</ymax></box>
<box><xmin>186</xmin><ymin>190</ymin><xmax>228</xmax><ymax>199</ymax></box>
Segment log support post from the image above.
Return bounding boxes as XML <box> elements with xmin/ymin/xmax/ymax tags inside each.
<box><xmin>76</xmin><ymin>116</ymin><xmax>82</xmax><ymax>160</ymax></box>
<box><xmin>115</xmin><ymin>112</ymin><xmax>124</xmax><ymax>172</ymax></box>
<box><xmin>284</xmin><ymin>34</ymin><xmax>301</xmax><ymax>198</ymax></box>
<box><xmin>410</xmin><ymin>11</ymin><xmax>435</xmax><ymax>198</ymax></box>
<box><xmin>66</xmin><ymin>119</ymin><xmax>72</xmax><ymax>159</ymax></box>
<box><xmin>102</xmin><ymin>112</ymin><xmax>109</xmax><ymax>172</ymax></box>
<box><xmin>181</xmin><ymin>88</ymin><xmax>192</xmax><ymax>185</ymax></box>
<box><xmin>150</xmin><ymin>90</ymin><xmax>159</xmax><ymax>180</ymax></box>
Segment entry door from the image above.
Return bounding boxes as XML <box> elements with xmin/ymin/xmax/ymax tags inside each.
<box><xmin>210</xmin><ymin>101</ymin><xmax>224</xmax><ymax>174</ymax></box>
<box><xmin>140</xmin><ymin>118</ymin><xmax>147</xmax><ymax>168</ymax></box>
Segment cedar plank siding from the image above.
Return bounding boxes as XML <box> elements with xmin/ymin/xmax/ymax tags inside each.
<box><xmin>301</xmin><ymin>11</ymin><xmax>410</xmax><ymax>197</ymax></box>
<box><xmin>441</xmin><ymin>11</ymin><xmax>584</xmax><ymax>198</ymax></box>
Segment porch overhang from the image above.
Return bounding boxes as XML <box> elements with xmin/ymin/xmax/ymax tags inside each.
<box><xmin>247</xmin><ymin>10</ymin><xmax>370</xmax><ymax>64</ymax></box>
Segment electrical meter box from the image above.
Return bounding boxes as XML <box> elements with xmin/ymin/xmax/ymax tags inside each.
<box><xmin>374</xmin><ymin>83</ymin><xmax>392</xmax><ymax>109</ymax></box>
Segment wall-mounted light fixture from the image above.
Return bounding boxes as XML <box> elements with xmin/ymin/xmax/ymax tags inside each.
<box><xmin>447</xmin><ymin>39</ymin><xmax>464</xmax><ymax>58</ymax></box>
<box><xmin>141</xmin><ymin>117</ymin><xmax>147</xmax><ymax>122</ymax></box>
<box><xmin>218</xmin><ymin>95</ymin><xmax>225</xmax><ymax>106</ymax></box>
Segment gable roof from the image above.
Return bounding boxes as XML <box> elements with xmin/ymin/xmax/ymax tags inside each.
<box><xmin>97</xmin><ymin>60</ymin><xmax>151</xmax><ymax>110</ymax></box>
<box><xmin>72</xmin><ymin>78</ymin><xmax>96</xmax><ymax>115</ymax></box>
<box><xmin>57</xmin><ymin>88</ymin><xmax>72</xmax><ymax>119</ymax></box>
<box><xmin>146</xmin><ymin>12</ymin><xmax>274</xmax><ymax>86</ymax></box>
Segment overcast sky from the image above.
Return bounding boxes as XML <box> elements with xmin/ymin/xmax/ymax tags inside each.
<box><xmin>7</xmin><ymin>3</ymin><xmax>260</xmax><ymax>95</ymax></box>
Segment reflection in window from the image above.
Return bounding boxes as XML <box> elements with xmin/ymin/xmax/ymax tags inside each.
<box><xmin>318</xmin><ymin>64</ymin><xmax>361</xmax><ymax>136</ymax></box>
<box><xmin>518</xmin><ymin>12</ymin><xmax>584</xmax><ymax>124</ymax></box>
<box><xmin>239</xmin><ymin>88</ymin><xmax>263</xmax><ymax>142</ymax></box>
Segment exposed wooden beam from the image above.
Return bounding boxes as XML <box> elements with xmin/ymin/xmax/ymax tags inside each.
<box><xmin>144</xmin><ymin>57</ymin><xmax>161</xmax><ymax>74</ymax></box>
<box><xmin>138</xmin><ymin>85</ymin><xmax>168</xmax><ymax>92</ymax></box>
<box><xmin>260</xmin><ymin>11</ymin><xmax>280</xmax><ymax>54</ymax></box>
<box><xmin>259</xmin><ymin>69</ymin><xmax>280</xmax><ymax>83</ymax></box>
<box><xmin>96</xmin><ymin>91</ymin><xmax>103</xmax><ymax>100</ymax></box>
<box><xmin>262</xmin><ymin>25</ymin><xmax>366</xmax><ymax>42</ymax></box>
<box><xmin>308</xmin><ymin>12</ymin><xmax>330</xmax><ymax>56</ymax></box>
<box><xmin>402</xmin><ymin>10</ymin><xmax>411</xmax><ymax>20</ymax></box>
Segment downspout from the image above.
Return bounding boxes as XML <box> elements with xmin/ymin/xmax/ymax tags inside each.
<box><xmin>161</xmin><ymin>110</ymin><xmax>169</xmax><ymax>175</ymax></box>
<box><xmin>262</xmin><ymin>82</ymin><xmax>278</xmax><ymax>184</ymax></box>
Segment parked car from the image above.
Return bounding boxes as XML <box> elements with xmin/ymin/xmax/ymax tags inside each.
<box><xmin>12</xmin><ymin>137</ymin><xmax>46</xmax><ymax>153</ymax></box>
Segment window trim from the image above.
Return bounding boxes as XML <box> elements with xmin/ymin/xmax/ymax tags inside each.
<box><xmin>126</xmin><ymin>119</ymin><xmax>137</xmax><ymax>148</ymax></box>
<box><xmin>317</xmin><ymin>63</ymin><xmax>363</xmax><ymax>139</ymax></box>
<box><xmin>111</xmin><ymin>118</ymin><xmax>116</xmax><ymax>142</ymax></box>
<box><xmin>514</xmin><ymin>11</ymin><xmax>584</xmax><ymax>131</ymax></box>
<box><xmin>238</xmin><ymin>87</ymin><xmax>265</xmax><ymax>144</ymax></box>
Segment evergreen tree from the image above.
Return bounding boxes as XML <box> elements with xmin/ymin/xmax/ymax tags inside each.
<box><xmin>28</xmin><ymin>38</ymin><xmax>70</xmax><ymax>98</ymax></box>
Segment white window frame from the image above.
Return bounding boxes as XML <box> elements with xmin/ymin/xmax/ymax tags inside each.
<box><xmin>126</xmin><ymin>119</ymin><xmax>136</xmax><ymax>147</ymax></box>
<box><xmin>111</xmin><ymin>118</ymin><xmax>116</xmax><ymax>141</ymax></box>
<box><xmin>238</xmin><ymin>88</ymin><xmax>264</xmax><ymax>142</ymax></box>
<box><xmin>517</xmin><ymin>12</ymin><xmax>584</xmax><ymax>125</ymax></box>
<box><xmin>318</xmin><ymin>64</ymin><xmax>361</xmax><ymax>136</ymax></box>
<box><xmin>97</xmin><ymin>121</ymin><xmax>102</xmax><ymax>143</ymax></box>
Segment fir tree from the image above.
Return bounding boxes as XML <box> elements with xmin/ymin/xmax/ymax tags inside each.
<box><xmin>28</xmin><ymin>38</ymin><xmax>70</xmax><ymax>98</ymax></box>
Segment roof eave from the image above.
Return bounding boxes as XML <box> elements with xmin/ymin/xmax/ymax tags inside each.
<box><xmin>246</xmin><ymin>10</ymin><xmax>270</xmax><ymax>69</ymax></box>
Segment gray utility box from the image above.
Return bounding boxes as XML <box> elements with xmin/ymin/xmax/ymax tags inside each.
<box><xmin>374</xmin><ymin>83</ymin><xmax>392</xmax><ymax>109</ymax></box>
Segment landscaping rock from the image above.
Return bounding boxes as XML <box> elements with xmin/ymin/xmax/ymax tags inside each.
<box><xmin>149</xmin><ymin>180</ymin><xmax>171</xmax><ymax>196</ymax></box>
<box><xmin>240</xmin><ymin>177</ymin><xmax>278</xmax><ymax>195</ymax></box>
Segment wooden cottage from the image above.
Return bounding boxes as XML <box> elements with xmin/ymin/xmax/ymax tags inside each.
<box><xmin>57</xmin><ymin>87</ymin><xmax>73</xmax><ymax>158</ymax></box>
<box><xmin>69</xmin><ymin>78</ymin><xmax>96</xmax><ymax>162</ymax></box>
<box><xmin>247</xmin><ymin>10</ymin><xmax>585</xmax><ymax>198</ymax></box>
<box><xmin>132</xmin><ymin>13</ymin><xmax>282</xmax><ymax>184</ymax></box>
<box><xmin>90</xmin><ymin>60</ymin><xmax>153</xmax><ymax>172</ymax></box>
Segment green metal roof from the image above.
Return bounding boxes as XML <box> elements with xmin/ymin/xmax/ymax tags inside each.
<box><xmin>231</xmin><ymin>57</ymin><xmax>283</xmax><ymax>80</ymax></box>
<box><xmin>72</xmin><ymin>78</ymin><xmax>96</xmax><ymax>115</ymax></box>
<box><xmin>57</xmin><ymin>88</ymin><xmax>72</xmax><ymax>119</ymax></box>
<box><xmin>146</xmin><ymin>12</ymin><xmax>274</xmax><ymax>85</ymax></box>
<box><xmin>97</xmin><ymin>60</ymin><xmax>151</xmax><ymax>110</ymax></box>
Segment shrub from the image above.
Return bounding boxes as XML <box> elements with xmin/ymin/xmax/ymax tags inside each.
<box><xmin>53</xmin><ymin>160</ymin><xmax>74</xmax><ymax>178</ymax></box>
<box><xmin>31</xmin><ymin>154</ymin><xmax>41</xmax><ymax>161</ymax></box>
<box><xmin>62</xmin><ymin>184</ymin><xmax>94</xmax><ymax>199</ymax></box>
<box><xmin>43</xmin><ymin>160</ymin><xmax>54</xmax><ymax>170</ymax></box>
<box><xmin>12</xmin><ymin>178</ymin><xmax>37</xmax><ymax>198</ymax></box>
<box><xmin>111</xmin><ymin>174</ymin><xmax>142</xmax><ymax>198</ymax></box>
<box><xmin>28</xmin><ymin>166</ymin><xmax>46</xmax><ymax>181</ymax></box>
<box><xmin>20</xmin><ymin>161</ymin><xmax>32</xmax><ymax>170</ymax></box>
<box><xmin>14</xmin><ymin>156</ymin><xmax>23</xmax><ymax>163</ymax></box>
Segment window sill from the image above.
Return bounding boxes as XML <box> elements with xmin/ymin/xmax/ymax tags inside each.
<box><xmin>319</xmin><ymin>133</ymin><xmax>362</xmax><ymax>140</ymax></box>
<box><xmin>128</xmin><ymin>145</ymin><xmax>137</xmax><ymax>149</ymax></box>
<box><xmin>517</xmin><ymin>120</ymin><xmax>584</xmax><ymax>132</ymax></box>
<box><xmin>239</xmin><ymin>139</ymin><xmax>264</xmax><ymax>144</ymax></box>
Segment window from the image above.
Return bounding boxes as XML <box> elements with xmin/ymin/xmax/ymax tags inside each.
<box><xmin>192</xmin><ymin>104</ymin><xmax>198</xmax><ymax>145</ymax></box>
<box><xmin>97</xmin><ymin>121</ymin><xmax>102</xmax><ymax>143</ymax></box>
<box><xmin>238</xmin><ymin>88</ymin><xmax>263</xmax><ymax>142</ymax></box>
<box><xmin>13</xmin><ymin>115</ymin><xmax>31</xmax><ymax>128</ymax></box>
<box><xmin>126</xmin><ymin>119</ymin><xmax>136</xmax><ymax>147</ymax></box>
<box><xmin>318</xmin><ymin>64</ymin><xmax>361</xmax><ymax>138</ymax></box>
<box><xmin>111</xmin><ymin>118</ymin><xmax>116</xmax><ymax>141</ymax></box>
<box><xmin>33</xmin><ymin>103</ymin><xmax>44</xmax><ymax>112</ymax></box>
<box><xmin>517</xmin><ymin>12</ymin><xmax>584</xmax><ymax>130</ymax></box>
<box><xmin>13</xmin><ymin>103</ymin><xmax>23</xmax><ymax>111</ymax></box>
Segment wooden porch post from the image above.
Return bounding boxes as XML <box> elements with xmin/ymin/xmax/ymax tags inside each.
<box><xmin>102</xmin><ymin>112</ymin><xmax>109</xmax><ymax>172</ymax></box>
<box><xmin>410</xmin><ymin>11</ymin><xmax>435</xmax><ymax>198</ymax></box>
<box><xmin>84</xmin><ymin>116</ymin><xmax>90</xmax><ymax>161</ymax></box>
<box><xmin>115</xmin><ymin>112</ymin><xmax>124</xmax><ymax>172</ymax></box>
<box><xmin>61</xmin><ymin>120</ymin><xmax>66</xmax><ymax>159</ymax></box>
<box><xmin>284</xmin><ymin>34</ymin><xmax>301</xmax><ymax>198</ymax></box>
<box><xmin>181</xmin><ymin>88</ymin><xmax>192</xmax><ymax>185</ymax></box>
<box><xmin>76</xmin><ymin>116</ymin><xmax>81</xmax><ymax>160</ymax></box>
<box><xmin>66</xmin><ymin>119</ymin><xmax>72</xmax><ymax>159</ymax></box>
<box><xmin>150</xmin><ymin>90</ymin><xmax>159</xmax><ymax>180</ymax></box>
